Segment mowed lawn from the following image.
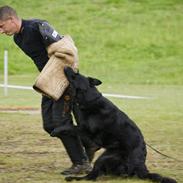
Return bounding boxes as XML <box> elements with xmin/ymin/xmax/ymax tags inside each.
<box><xmin>0</xmin><ymin>84</ymin><xmax>182</xmax><ymax>183</ymax></box>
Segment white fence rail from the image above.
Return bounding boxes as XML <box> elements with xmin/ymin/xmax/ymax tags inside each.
<box><xmin>0</xmin><ymin>50</ymin><xmax>151</xmax><ymax>100</ymax></box>
<box><xmin>0</xmin><ymin>84</ymin><xmax>33</xmax><ymax>90</ymax></box>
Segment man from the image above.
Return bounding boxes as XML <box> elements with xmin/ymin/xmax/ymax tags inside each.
<box><xmin>0</xmin><ymin>5</ymin><xmax>92</xmax><ymax>175</ymax></box>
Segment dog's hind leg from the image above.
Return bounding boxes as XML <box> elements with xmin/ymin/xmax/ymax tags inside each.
<box><xmin>65</xmin><ymin>149</ymin><xmax>121</xmax><ymax>181</ymax></box>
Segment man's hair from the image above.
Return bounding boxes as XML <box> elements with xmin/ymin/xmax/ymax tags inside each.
<box><xmin>0</xmin><ymin>6</ymin><xmax>18</xmax><ymax>20</ymax></box>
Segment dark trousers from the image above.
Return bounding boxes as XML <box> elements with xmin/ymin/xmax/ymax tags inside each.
<box><xmin>41</xmin><ymin>87</ymin><xmax>87</xmax><ymax>164</ymax></box>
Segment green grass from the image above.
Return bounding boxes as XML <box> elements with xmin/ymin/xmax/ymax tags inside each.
<box><xmin>0</xmin><ymin>0</ymin><xmax>183</xmax><ymax>84</ymax></box>
<box><xmin>0</xmin><ymin>74</ymin><xmax>40</xmax><ymax>108</ymax></box>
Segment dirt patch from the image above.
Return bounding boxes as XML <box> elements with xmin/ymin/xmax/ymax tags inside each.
<box><xmin>0</xmin><ymin>106</ymin><xmax>40</xmax><ymax>114</ymax></box>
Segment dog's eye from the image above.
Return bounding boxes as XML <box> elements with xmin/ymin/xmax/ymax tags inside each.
<box><xmin>71</xmin><ymin>75</ymin><xmax>76</xmax><ymax>80</ymax></box>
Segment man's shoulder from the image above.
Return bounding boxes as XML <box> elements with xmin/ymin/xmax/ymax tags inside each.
<box><xmin>13</xmin><ymin>19</ymin><xmax>47</xmax><ymax>43</ymax></box>
<box><xmin>22</xmin><ymin>19</ymin><xmax>46</xmax><ymax>29</ymax></box>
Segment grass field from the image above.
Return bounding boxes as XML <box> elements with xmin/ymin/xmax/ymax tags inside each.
<box><xmin>0</xmin><ymin>0</ymin><xmax>183</xmax><ymax>183</ymax></box>
<box><xmin>0</xmin><ymin>85</ymin><xmax>182</xmax><ymax>183</ymax></box>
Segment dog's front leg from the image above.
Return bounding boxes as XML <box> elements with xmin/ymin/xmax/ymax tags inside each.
<box><xmin>65</xmin><ymin>151</ymin><xmax>110</xmax><ymax>182</ymax></box>
<box><xmin>65</xmin><ymin>165</ymin><xmax>100</xmax><ymax>182</ymax></box>
<box><xmin>65</xmin><ymin>170</ymin><xmax>99</xmax><ymax>182</ymax></box>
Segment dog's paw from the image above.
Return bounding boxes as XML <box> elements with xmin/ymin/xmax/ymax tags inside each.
<box><xmin>65</xmin><ymin>176</ymin><xmax>74</xmax><ymax>182</ymax></box>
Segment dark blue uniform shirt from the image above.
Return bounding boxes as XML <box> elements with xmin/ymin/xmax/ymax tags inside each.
<box><xmin>14</xmin><ymin>19</ymin><xmax>50</xmax><ymax>71</ymax></box>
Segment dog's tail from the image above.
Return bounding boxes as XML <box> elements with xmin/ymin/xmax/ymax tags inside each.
<box><xmin>145</xmin><ymin>172</ymin><xmax>177</xmax><ymax>183</ymax></box>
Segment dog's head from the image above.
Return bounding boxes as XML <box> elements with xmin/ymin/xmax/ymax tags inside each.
<box><xmin>64</xmin><ymin>67</ymin><xmax>102</xmax><ymax>105</ymax></box>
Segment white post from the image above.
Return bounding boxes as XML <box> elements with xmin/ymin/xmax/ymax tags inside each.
<box><xmin>4</xmin><ymin>50</ymin><xmax>8</xmax><ymax>96</ymax></box>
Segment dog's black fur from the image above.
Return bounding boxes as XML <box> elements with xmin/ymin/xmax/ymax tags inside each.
<box><xmin>64</xmin><ymin>67</ymin><xmax>177</xmax><ymax>183</ymax></box>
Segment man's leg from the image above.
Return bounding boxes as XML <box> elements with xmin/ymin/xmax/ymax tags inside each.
<box><xmin>41</xmin><ymin>95</ymin><xmax>54</xmax><ymax>134</ymax></box>
<box><xmin>45</xmin><ymin>87</ymin><xmax>91</xmax><ymax>175</ymax></box>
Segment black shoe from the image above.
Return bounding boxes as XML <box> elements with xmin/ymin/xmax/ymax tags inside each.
<box><xmin>61</xmin><ymin>161</ymin><xmax>92</xmax><ymax>175</ymax></box>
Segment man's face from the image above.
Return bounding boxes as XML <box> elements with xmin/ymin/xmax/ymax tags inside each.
<box><xmin>0</xmin><ymin>17</ymin><xmax>18</xmax><ymax>36</ymax></box>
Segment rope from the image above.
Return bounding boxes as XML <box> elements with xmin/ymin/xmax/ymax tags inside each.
<box><xmin>146</xmin><ymin>143</ymin><xmax>182</xmax><ymax>162</ymax></box>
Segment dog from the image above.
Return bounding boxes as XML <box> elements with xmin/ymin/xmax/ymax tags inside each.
<box><xmin>64</xmin><ymin>67</ymin><xmax>177</xmax><ymax>183</ymax></box>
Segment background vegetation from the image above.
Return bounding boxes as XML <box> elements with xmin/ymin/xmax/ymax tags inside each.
<box><xmin>0</xmin><ymin>0</ymin><xmax>183</xmax><ymax>84</ymax></box>
<box><xmin>0</xmin><ymin>0</ymin><xmax>182</xmax><ymax>183</ymax></box>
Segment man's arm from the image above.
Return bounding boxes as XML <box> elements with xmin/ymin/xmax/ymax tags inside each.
<box><xmin>38</xmin><ymin>21</ymin><xmax>63</xmax><ymax>47</ymax></box>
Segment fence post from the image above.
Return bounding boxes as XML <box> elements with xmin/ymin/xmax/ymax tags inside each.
<box><xmin>4</xmin><ymin>49</ymin><xmax>8</xmax><ymax>96</ymax></box>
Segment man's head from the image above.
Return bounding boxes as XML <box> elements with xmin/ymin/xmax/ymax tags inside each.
<box><xmin>0</xmin><ymin>6</ymin><xmax>21</xmax><ymax>36</ymax></box>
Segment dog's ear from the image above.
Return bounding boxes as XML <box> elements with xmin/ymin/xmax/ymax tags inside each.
<box><xmin>64</xmin><ymin>66</ymin><xmax>76</xmax><ymax>80</ymax></box>
<box><xmin>88</xmin><ymin>77</ymin><xmax>102</xmax><ymax>86</ymax></box>
<box><xmin>64</xmin><ymin>66</ymin><xmax>73</xmax><ymax>73</ymax></box>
